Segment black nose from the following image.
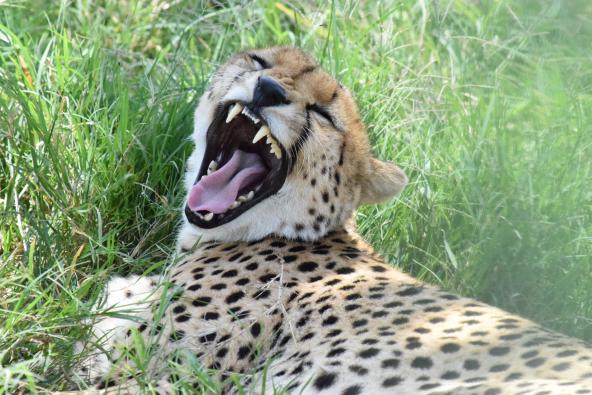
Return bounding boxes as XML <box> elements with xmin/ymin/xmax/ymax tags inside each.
<box><xmin>252</xmin><ymin>76</ymin><xmax>289</xmax><ymax>108</ymax></box>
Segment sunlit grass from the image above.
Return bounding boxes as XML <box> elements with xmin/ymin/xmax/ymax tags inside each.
<box><xmin>1</xmin><ymin>0</ymin><xmax>591</xmax><ymax>392</ymax></box>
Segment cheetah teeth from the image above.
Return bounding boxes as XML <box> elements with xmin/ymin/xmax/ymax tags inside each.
<box><xmin>226</xmin><ymin>103</ymin><xmax>243</xmax><ymax>123</ymax></box>
<box><xmin>203</xmin><ymin>212</ymin><xmax>214</xmax><ymax>221</ymax></box>
<box><xmin>229</xmin><ymin>190</ymin><xmax>255</xmax><ymax>209</ymax></box>
<box><xmin>241</xmin><ymin>106</ymin><xmax>260</xmax><ymax>124</ymax></box>
<box><xmin>253</xmin><ymin>125</ymin><xmax>282</xmax><ymax>159</ymax></box>
<box><xmin>226</xmin><ymin>102</ymin><xmax>282</xmax><ymax>159</ymax></box>
<box><xmin>207</xmin><ymin>160</ymin><xmax>218</xmax><ymax>175</ymax></box>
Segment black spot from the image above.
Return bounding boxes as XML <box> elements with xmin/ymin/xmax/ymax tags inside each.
<box><xmin>490</xmin><ymin>364</ymin><xmax>510</xmax><ymax>372</ymax></box>
<box><xmin>557</xmin><ymin>350</ymin><xmax>577</xmax><ymax>358</ymax></box>
<box><xmin>283</xmin><ymin>255</ymin><xmax>298</xmax><ymax>263</ymax></box>
<box><xmin>441</xmin><ymin>343</ymin><xmax>461</xmax><ymax>353</ymax></box>
<box><xmin>188</xmin><ymin>283</ymin><xmax>201</xmax><ymax>291</ymax></box>
<box><xmin>225</xmin><ymin>291</ymin><xmax>245</xmax><ymax>304</ymax></box>
<box><xmin>235</xmin><ymin>278</ymin><xmax>249</xmax><ymax>286</ymax></box>
<box><xmin>381</xmin><ymin>359</ymin><xmax>399</xmax><ymax>369</ymax></box>
<box><xmin>521</xmin><ymin>350</ymin><xmax>539</xmax><ymax>359</ymax></box>
<box><xmin>298</xmin><ymin>261</ymin><xmax>318</xmax><ymax>272</ymax></box>
<box><xmin>396</xmin><ymin>286</ymin><xmax>422</xmax><ymax>296</ymax></box>
<box><xmin>370</xmin><ymin>265</ymin><xmax>387</xmax><ymax>272</ymax></box>
<box><xmin>349</xmin><ymin>365</ymin><xmax>368</xmax><ymax>376</ymax></box>
<box><xmin>169</xmin><ymin>330</ymin><xmax>185</xmax><ymax>342</ymax></box>
<box><xmin>419</xmin><ymin>383</ymin><xmax>440</xmax><ymax>390</ymax></box>
<box><xmin>325</xmin><ymin>278</ymin><xmax>341</xmax><ymax>286</ymax></box>
<box><xmin>175</xmin><ymin>313</ymin><xmax>190</xmax><ymax>322</ymax></box>
<box><xmin>525</xmin><ymin>357</ymin><xmax>546</xmax><ymax>368</ymax></box>
<box><xmin>198</xmin><ymin>332</ymin><xmax>216</xmax><ymax>343</ymax></box>
<box><xmin>221</xmin><ymin>269</ymin><xmax>238</xmax><ymax>278</ymax></box>
<box><xmin>335</xmin><ymin>267</ymin><xmax>355</xmax><ymax>274</ymax></box>
<box><xmin>372</xmin><ymin>310</ymin><xmax>389</xmax><ymax>318</ymax></box>
<box><xmin>211</xmin><ymin>283</ymin><xmax>227</xmax><ymax>290</ymax></box>
<box><xmin>382</xmin><ymin>376</ymin><xmax>401</xmax><ymax>387</ymax></box>
<box><xmin>322</xmin><ymin>191</ymin><xmax>330</xmax><ymax>203</ymax></box>
<box><xmin>411</xmin><ymin>357</ymin><xmax>433</xmax><ymax>369</ymax></box>
<box><xmin>392</xmin><ymin>317</ymin><xmax>409</xmax><ymax>325</ymax></box>
<box><xmin>251</xmin><ymin>322</ymin><xmax>261</xmax><ymax>337</ymax></box>
<box><xmin>342</xmin><ymin>385</ymin><xmax>361</xmax><ymax>395</ymax></box>
<box><xmin>441</xmin><ymin>371</ymin><xmax>460</xmax><ymax>380</ymax></box>
<box><xmin>259</xmin><ymin>273</ymin><xmax>276</xmax><ymax>283</ymax></box>
<box><xmin>314</xmin><ymin>372</ymin><xmax>337</xmax><ymax>390</ymax></box>
<box><xmin>463</xmin><ymin>359</ymin><xmax>480</xmax><ymax>370</ymax></box>
<box><xmin>237</xmin><ymin>345</ymin><xmax>251</xmax><ymax>359</ymax></box>
<box><xmin>172</xmin><ymin>305</ymin><xmax>186</xmax><ymax>314</ymax></box>
<box><xmin>504</xmin><ymin>372</ymin><xmax>522</xmax><ymax>381</ymax></box>
<box><xmin>300</xmin><ymin>332</ymin><xmax>315</xmax><ymax>341</ymax></box>
<box><xmin>204</xmin><ymin>312</ymin><xmax>219</xmax><ymax>320</ymax></box>
<box><xmin>322</xmin><ymin>316</ymin><xmax>339</xmax><ymax>326</ymax></box>
<box><xmin>319</xmin><ymin>305</ymin><xmax>331</xmax><ymax>314</ymax></box>
<box><xmin>489</xmin><ymin>346</ymin><xmax>510</xmax><ymax>356</ymax></box>
<box><xmin>352</xmin><ymin>319</ymin><xmax>368</xmax><ymax>328</ymax></box>
<box><xmin>359</xmin><ymin>348</ymin><xmax>380</xmax><ymax>358</ymax></box>
<box><xmin>254</xmin><ymin>289</ymin><xmax>271</xmax><ymax>299</ymax></box>
<box><xmin>245</xmin><ymin>262</ymin><xmax>258</xmax><ymax>271</ymax></box>
<box><xmin>327</xmin><ymin>348</ymin><xmax>346</xmax><ymax>358</ymax></box>
<box><xmin>326</xmin><ymin>329</ymin><xmax>342</xmax><ymax>337</ymax></box>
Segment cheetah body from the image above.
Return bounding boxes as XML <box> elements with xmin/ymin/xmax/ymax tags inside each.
<box><xmin>78</xmin><ymin>47</ymin><xmax>592</xmax><ymax>394</ymax></box>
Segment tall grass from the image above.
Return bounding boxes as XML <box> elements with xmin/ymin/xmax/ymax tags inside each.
<box><xmin>1</xmin><ymin>0</ymin><xmax>591</xmax><ymax>391</ymax></box>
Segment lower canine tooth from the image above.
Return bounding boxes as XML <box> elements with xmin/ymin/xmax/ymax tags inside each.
<box><xmin>247</xmin><ymin>190</ymin><xmax>254</xmax><ymax>199</ymax></box>
<box><xmin>270</xmin><ymin>143</ymin><xmax>282</xmax><ymax>159</ymax></box>
<box><xmin>203</xmin><ymin>212</ymin><xmax>214</xmax><ymax>221</ymax></box>
<box><xmin>238</xmin><ymin>195</ymin><xmax>248</xmax><ymax>202</ymax></box>
<box><xmin>230</xmin><ymin>201</ymin><xmax>241</xmax><ymax>209</ymax></box>
<box><xmin>226</xmin><ymin>103</ymin><xmax>243</xmax><ymax>123</ymax></box>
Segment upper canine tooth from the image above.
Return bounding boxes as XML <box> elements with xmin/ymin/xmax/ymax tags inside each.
<box><xmin>246</xmin><ymin>190</ymin><xmax>254</xmax><ymax>199</ymax></box>
<box><xmin>226</xmin><ymin>103</ymin><xmax>243</xmax><ymax>123</ymax></box>
<box><xmin>203</xmin><ymin>212</ymin><xmax>214</xmax><ymax>221</ymax></box>
<box><xmin>252</xmin><ymin>126</ymin><xmax>270</xmax><ymax>144</ymax></box>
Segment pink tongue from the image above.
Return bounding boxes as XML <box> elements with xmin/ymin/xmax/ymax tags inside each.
<box><xmin>187</xmin><ymin>150</ymin><xmax>266</xmax><ymax>214</ymax></box>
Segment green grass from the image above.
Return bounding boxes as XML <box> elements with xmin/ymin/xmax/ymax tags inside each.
<box><xmin>1</xmin><ymin>0</ymin><xmax>591</xmax><ymax>392</ymax></box>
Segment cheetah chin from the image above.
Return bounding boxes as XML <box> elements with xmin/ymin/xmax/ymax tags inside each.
<box><xmin>185</xmin><ymin>100</ymin><xmax>290</xmax><ymax>228</ymax></box>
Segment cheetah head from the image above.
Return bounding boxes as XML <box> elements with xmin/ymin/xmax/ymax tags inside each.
<box><xmin>179</xmin><ymin>47</ymin><xmax>407</xmax><ymax>247</ymax></box>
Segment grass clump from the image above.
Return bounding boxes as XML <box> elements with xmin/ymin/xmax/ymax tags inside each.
<box><xmin>1</xmin><ymin>0</ymin><xmax>591</xmax><ymax>392</ymax></box>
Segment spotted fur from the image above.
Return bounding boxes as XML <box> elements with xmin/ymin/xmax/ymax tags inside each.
<box><xmin>76</xmin><ymin>47</ymin><xmax>592</xmax><ymax>394</ymax></box>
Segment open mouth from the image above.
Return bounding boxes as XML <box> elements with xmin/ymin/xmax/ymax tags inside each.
<box><xmin>185</xmin><ymin>102</ymin><xmax>289</xmax><ymax>229</ymax></box>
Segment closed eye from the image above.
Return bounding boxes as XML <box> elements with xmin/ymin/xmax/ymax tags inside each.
<box><xmin>307</xmin><ymin>103</ymin><xmax>336</xmax><ymax>127</ymax></box>
<box><xmin>249</xmin><ymin>54</ymin><xmax>270</xmax><ymax>70</ymax></box>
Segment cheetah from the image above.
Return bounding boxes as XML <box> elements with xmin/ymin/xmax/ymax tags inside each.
<box><xmin>76</xmin><ymin>47</ymin><xmax>592</xmax><ymax>394</ymax></box>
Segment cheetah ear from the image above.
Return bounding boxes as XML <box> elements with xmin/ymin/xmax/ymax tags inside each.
<box><xmin>359</xmin><ymin>158</ymin><xmax>408</xmax><ymax>205</ymax></box>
